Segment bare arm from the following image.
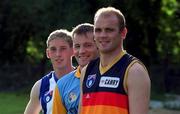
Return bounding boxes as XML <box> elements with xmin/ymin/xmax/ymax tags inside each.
<box><xmin>127</xmin><ymin>62</ymin><xmax>151</xmax><ymax>114</ymax></box>
<box><xmin>24</xmin><ymin>80</ymin><xmax>42</xmax><ymax>114</ymax></box>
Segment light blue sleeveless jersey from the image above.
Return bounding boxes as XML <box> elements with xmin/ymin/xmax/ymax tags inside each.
<box><xmin>39</xmin><ymin>71</ymin><xmax>58</xmax><ymax>114</ymax></box>
<box><xmin>56</xmin><ymin>70</ymin><xmax>80</xmax><ymax>114</ymax></box>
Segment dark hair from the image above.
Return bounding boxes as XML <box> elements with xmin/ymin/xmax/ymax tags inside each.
<box><xmin>71</xmin><ymin>23</ymin><xmax>94</xmax><ymax>39</ymax></box>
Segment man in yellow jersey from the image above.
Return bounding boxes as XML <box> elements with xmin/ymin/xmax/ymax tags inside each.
<box><xmin>79</xmin><ymin>7</ymin><xmax>151</xmax><ymax>114</ymax></box>
<box><xmin>52</xmin><ymin>23</ymin><xmax>99</xmax><ymax>114</ymax></box>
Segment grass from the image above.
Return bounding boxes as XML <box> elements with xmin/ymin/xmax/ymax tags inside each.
<box><xmin>0</xmin><ymin>91</ymin><xmax>29</xmax><ymax>114</ymax></box>
<box><xmin>1</xmin><ymin>89</ymin><xmax>179</xmax><ymax>114</ymax></box>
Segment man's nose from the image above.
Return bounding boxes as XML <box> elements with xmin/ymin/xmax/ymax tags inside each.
<box><xmin>56</xmin><ymin>49</ymin><xmax>62</xmax><ymax>56</ymax></box>
<box><xmin>99</xmin><ymin>30</ymin><xmax>107</xmax><ymax>37</ymax></box>
<box><xmin>79</xmin><ymin>46</ymin><xmax>85</xmax><ymax>54</ymax></box>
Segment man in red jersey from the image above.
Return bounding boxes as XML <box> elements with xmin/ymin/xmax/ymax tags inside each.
<box><xmin>79</xmin><ymin>7</ymin><xmax>151</xmax><ymax>114</ymax></box>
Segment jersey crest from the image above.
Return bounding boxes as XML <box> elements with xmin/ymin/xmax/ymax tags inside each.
<box><xmin>68</xmin><ymin>92</ymin><xmax>77</xmax><ymax>103</ymax></box>
<box><xmin>43</xmin><ymin>90</ymin><xmax>53</xmax><ymax>103</ymax></box>
<box><xmin>86</xmin><ymin>74</ymin><xmax>96</xmax><ymax>88</ymax></box>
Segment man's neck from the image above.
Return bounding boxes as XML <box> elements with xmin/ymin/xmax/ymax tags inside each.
<box><xmin>100</xmin><ymin>48</ymin><xmax>123</xmax><ymax>67</ymax></box>
<box><xmin>55</xmin><ymin>66</ymin><xmax>73</xmax><ymax>79</ymax></box>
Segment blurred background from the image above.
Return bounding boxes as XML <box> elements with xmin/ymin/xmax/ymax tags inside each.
<box><xmin>0</xmin><ymin>0</ymin><xmax>179</xmax><ymax>114</ymax></box>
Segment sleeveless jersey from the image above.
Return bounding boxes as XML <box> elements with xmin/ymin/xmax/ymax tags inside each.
<box><xmin>81</xmin><ymin>53</ymin><xmax>137</xmax><ymax>114</ymax></box>
<box><xmin>53</xmin><ymin>67</ymin><xmax>81</xmax><ymax>114</ymax></box>
<box><xmin>39</xmin><ymin>71</ymin><xmax>58</xmax><ymax>114</ymax></box>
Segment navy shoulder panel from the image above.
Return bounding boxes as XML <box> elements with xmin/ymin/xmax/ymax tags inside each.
<box><xmin>39</xmin><ymin>72</ymin><xmax>53</xmax><ymax>99</ymax></box>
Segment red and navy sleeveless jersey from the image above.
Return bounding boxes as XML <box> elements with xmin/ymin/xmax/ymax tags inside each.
<box><xmin>81</xmin><ymin>53</ymin><xmax>137</xmax><ymax>114</ymax></box>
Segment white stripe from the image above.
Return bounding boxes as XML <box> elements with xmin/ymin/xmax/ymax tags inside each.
<box><xmin>46</xmin><ymin>73</ymin><xmax>57</xmax><ymax>114</ymax></box>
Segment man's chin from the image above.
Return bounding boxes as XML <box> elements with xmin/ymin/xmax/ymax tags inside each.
<box><xmin>80</xmin><ymin>62</ymin><xmax>89</xmax><ymax>67</ymax></box>
<box><xmin>57</xmin><ymin>65</ymin><xmax>65</xmax><ymax>69</ymax></box>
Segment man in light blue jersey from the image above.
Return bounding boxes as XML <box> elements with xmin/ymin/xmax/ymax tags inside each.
<box><xmin>24</xmin><ymin>29</ymin><xmax>73</xmax><ymax>114</ymax></box>
<box><xmin>52</xmin><ymin>23</ymin><xmax>99</xmax><ymax>114</ymax></box>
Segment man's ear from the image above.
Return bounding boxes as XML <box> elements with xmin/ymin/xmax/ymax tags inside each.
<box><xmin>120</xmin><ymin>27</ymin><xmax>127</xmax><ymax>40</ymax></box>
<box><xmin>46</xmin><ymin>48</ymin><xmax>50</xmax><ymax>59</ymax></box>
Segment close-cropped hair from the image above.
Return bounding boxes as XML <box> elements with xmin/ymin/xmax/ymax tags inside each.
<box><xmin>46</xmin><ymin>29</ymin><xmax>73</xmax><ymax>48</ymax></box>
<box><xmin>71</xmin><ymin>23</ymin><xmax>94</xmax><ymax>39</ymax></box>
<box><xmin>94</xmin><ymin>7</ymin><xmax>126</xmax><ymax>31</ymax></box>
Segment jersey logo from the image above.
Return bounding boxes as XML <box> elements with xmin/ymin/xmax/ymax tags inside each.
<box><xmin>85</xmin><ymin>94</ymin><xmax>90</xmax><ymax>99</ymax></box>
<box><xmin>68</xmin><ymin>92</ymin><xmax>77</xmax><ymax>103</ymax></box>
<box><xmin>99</xmin><ymin>76</ymin><xmax>120</xmax><ymax>88</ymax></box>
<box><xmin>86</xmin><ymin>74</ymin><xmax>96</xmax><ymax>88</ymax></box>
<box><xmin>43</xmin><ymin>90</ymin><xmax>53</xmax><ymax>103</ymax></box>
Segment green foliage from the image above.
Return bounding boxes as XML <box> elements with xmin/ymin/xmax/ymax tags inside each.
<box><xmin>162</xmin><ymin>0</ymin><xmax>178</xmax><ymax>16</ymax></box>
<box><xmin>157</xmin><ymin>0</ymin><xmax>180</xmax><ymax>64</ymax></box>
<box><xmin>26</xmin><ymin>38</ymin><xmax>44</xmax><ymax>63</ymax></box>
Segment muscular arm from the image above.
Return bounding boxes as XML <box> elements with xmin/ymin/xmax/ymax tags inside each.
<box><xmin>127</xmin><ymin>62</ymin><xmax>151</xmax><ymax>114</ymax></box>
<box><xmin>24</xmin><ymin>80</ymin><xmax>42</xmax><ymax>114</ymax></box>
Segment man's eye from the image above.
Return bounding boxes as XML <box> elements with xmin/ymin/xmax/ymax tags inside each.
<box><xmin>106</xmin><ymin>28</ymin><xmax>114</xmax><ymax>32</ymax></box>
<box><xmin>85</xmin><ymin>44</ymin><xmax>93</xmax><ymax>48</ymax></box>
<box><xmin>61</xmin><ymin>47</ymin><xmax>67</xmax><ymax>50</ymax></box>
<box><xmin>74</xmin><ymin>45</ymin><xmax>80</xmax><ymax>49</ymax></box>
<box><xmin>95</xmin><ymin>28</ymin><xmax>101</xmax><ymax>33</ymax></box>
<box><xmin>50</xmin><ymin>47</ymin><xmax>56</xmax><ymax>51</ymax></box>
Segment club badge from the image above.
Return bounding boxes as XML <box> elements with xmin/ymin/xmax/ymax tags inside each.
<box><xmin>86</xmin><ymin>74</ymin><xmax>96</xmax><ymax>88</ymax></box>
<box><xmin>68</xmin><ymin>92</ymin><xmax>77</xmax><ymax>103</ymax></box>
<box><xmin>43</xmin><ymin>90</ymin><xmax>53</xmax><ymax>103</ymax></box>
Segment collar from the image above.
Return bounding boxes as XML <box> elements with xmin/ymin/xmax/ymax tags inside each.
<box><xmin>75</xmin><ymin>66</ymin><xmax>81</xmax><ymax>78</ymax></box>
<box><xmin>99</xmin><ymin>50</ymin><xmax>126</xmax><ymax>75</ymax></box>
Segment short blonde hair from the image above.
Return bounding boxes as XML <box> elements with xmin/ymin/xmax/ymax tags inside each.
<box><xmin>46</xmin><ymin>29</ymin><xmax>73</xmax><ymax>48</ymax></box>
<box><xmin>94</xmin><ymin>7</ymin><xmax>126</xmax><ymax>31</ymax></box>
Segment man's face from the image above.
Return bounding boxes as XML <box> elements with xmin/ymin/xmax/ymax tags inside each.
<box><xmin>73</xmin><ymin>32</ymin><xmax>98</xmax><ymax>68</ymax></box>
<box><xmin>46</xmin><ymin>38</ymin><xmax>73</xmax><ymax>70</ymax></box>
<box><xmin>94</xmin><ymin>14</ymin><xmax>123</xmax><ymax>54</ymax></box>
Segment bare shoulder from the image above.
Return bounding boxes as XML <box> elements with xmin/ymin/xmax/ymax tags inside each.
<box><xmin>129</xmin><ymin>62</ymin><xmax>149</xmax><ymax>78</ymax></box>
<box><xmin>30</xmin><ymin>79</ymin><xmax>42</xmax><ymax>99</ymax></box>
<box><xmin>127</xmin><ymin>62</ymin><xmax>150</xmax><ymax>88</ymax></box>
